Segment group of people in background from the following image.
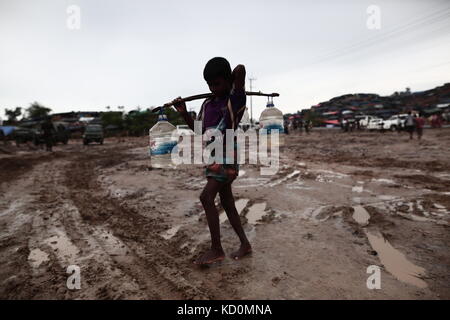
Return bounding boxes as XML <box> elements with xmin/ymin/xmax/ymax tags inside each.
<box><xmin>284</xmin><ymin>118</ymin><xmax>312</xmax><ymax>135</ymax></box>
<box><xmin>341</xmin><ymin>118</ymin><xmax>359</xmax><ymax>132</ymax></box>
<box><xmin>404</xmin><ymin>111</ymin><xmax>425</xmax><ymax>140</ymax></box>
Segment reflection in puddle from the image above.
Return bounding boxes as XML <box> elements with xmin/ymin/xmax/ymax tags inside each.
<box><xmin>246</xmin><ymin>202</ymin><xmax>267</xmax><ymax>225</ymax></box>
<box><xmin>352</xmin><ymin>206</ymin><xmax>370</xmax><ymax>226</ymax></box>
<box><xmin>365</xmin><ymin>230</ymin><xmax>427</xmax><ymax>288</ymax></box>
<box><xmin>28</xmin><ymin>248</ymin><xmax>49</xmax><ymax>268</ymax></box>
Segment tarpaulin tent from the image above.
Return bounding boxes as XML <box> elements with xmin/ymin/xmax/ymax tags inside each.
<box><xmin>0</xmin><ymin>126</ymin><xmax>16</xmax><ymax>136</ymax></box>
<box><xmin>422</xmin><ymin>107</ymin><xmax>441</xmax><ymax>115</ymax></box>
<box><xmin>323</xmin><ymin>120</ymin><xmax>339</xmax><ymax>125</ymax></box>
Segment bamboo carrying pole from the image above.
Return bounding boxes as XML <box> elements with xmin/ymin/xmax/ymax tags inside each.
<box><xmin>151</xmin><ymin>91</ymin><xmax>279</xmax><ymax>113</ymax></box>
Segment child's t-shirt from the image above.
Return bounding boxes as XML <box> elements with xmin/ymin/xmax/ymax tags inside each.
<box><xmin>415</xmin><ymin>117</ymin><xmax>425</xmax><ymax>129</ymax></box>
<box><xmin>200</xmin><ymin>88</ymin><xmax>246</xmax><ymax>132</ymax></box>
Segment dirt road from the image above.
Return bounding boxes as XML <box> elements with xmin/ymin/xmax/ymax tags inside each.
<box><xmin>1</xmin><ymin>128</ymin><xmax>449</xmax><ymax>299</ymax></box>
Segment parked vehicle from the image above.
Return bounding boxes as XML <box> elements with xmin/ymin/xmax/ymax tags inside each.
<box><xmin>366</xmin><ymin>118</ymin><xmax>385</xmax><ymax>130</ymax></box>
<box><xmin>13</xmin><ymin>127</ymin><xmax>39</xmax><ymax>145</ymax></box>
<box><xmin>382</xmin><ymin>114</ymin><xmax>407</xmax><ymax>131</ymax></box>
<box><xmin>359</xmin><ymin>116</ymin><xmax>382</xmax><ymax>129</ymax></box>
<box><xmin>34</xmin><ymin>122</ymin><xmax>70</xmax><ymax>145</ymax></box>
<box><xmin>83</xmin><ymin>124</ymin><xmax>104</xmax><ymax>145</ymax></box>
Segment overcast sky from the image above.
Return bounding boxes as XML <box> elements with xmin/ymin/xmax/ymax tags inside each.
<box><xmin>1</xmin><ymin>0</ymin><xmax>449</xmax><ymax>120</ymax></box>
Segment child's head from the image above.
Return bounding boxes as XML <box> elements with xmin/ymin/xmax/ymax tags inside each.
<box><xmin>203</xmin><ymin>57</ymin><xmax>232</xmax><ymax>98</ymax></box>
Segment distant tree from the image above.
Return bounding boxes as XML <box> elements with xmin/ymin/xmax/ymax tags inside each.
<box><xmin>26</xmin><ymin>102</ymin><xmax>51</xmax><ymax>120</ymax></box>
<box><xmin>5</xmin><ymin>107</ymin><xmax>22</xmax><ymax>123</ymax></box>
<box><xmin>101</xmin><ymin>111</ymin><xmax>124</xmax><ymax>130</ymax></box>
<box><xmin>124</xmin><ymin>109</ymin><xmax>156</xmax><ymax>136</ymax></box>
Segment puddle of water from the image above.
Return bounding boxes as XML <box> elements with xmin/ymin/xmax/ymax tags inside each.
<box><xmin>378</xmin><ymin>195</ymin><xmax>398</xmax><ymax>201</ymax></box>
<box><xmin>28</xmin><ymin>248</ymin><xmax>49</xmax><ymax>268</ymax></box>
<box><xmin>268</xmin><ymin>170</ymin><xmax>300</xmax><ymax>187</ymax></box>
<box><xmin>180</xmin><ymin>242</ymin><xmax>189</xmax><ymax>250</ymax></box>
<box><xmin>365</xmin><ymin>230</ymin><xmax>427</xmax><ymax>288</ymax></box>
<box><xmin>332</xmin><ymin>210</ymin><xmax>343</xmax><ymax>217</ymax></box>
<box><xmin>314</xmin><ymin>169</ymin><xmax>348</xmax><ymax>179</ymax></box>
<box><xmin>92</xmin><ymin>228</ymin><xmax>129</xmax><ymax>255</ymax></box>
<box><xmin>286</xmin><ymin>180</ymin><xmax>312</xmax><ymax>190</ymax></box>
<box><xmin>352</xmin><ymin>205</ymin><xmax>370</xmax><ymax>226</ymax></box>
<box><xmin>399</xmin><ymin>213</ymin><xmax>433</xmax><ymax>222</ymax></box>
<box><xmin>315</xmin><ymin>174</ymin><xmax>332</xmax><ymax>183</ymax></box>
<box><xmin>246</xmin><ymin>202</ymin><xmax>267</xmax><ymax>225</ymax></box>
<box><xmin>220</xmin><ymin>198</ymin><xmax>249</xmax><ymax>224</ymax></box>
<box><xmin>353</xmin><ymin>197</ymin><xmax>362</xmax><ymax>204</ymax></box>
<box><xmin>372</xmin><ymin>178</ymin><xmax>396</xmax><ymax>185</ymax></box>
<box><xmin>437</xmin><ymin>173</ymin><xmax>450</xmax><ymax>180</ymax></box>
<box><xmin>300</xmin><ymin>206</ymin><xmax>326</xmax><ymax>221</ymax></box>
<box><xmin>161</xmin><ymin>225</ymin><xmax>182</xmax><ymax>240</ymax></box>
<box><xmin>235</xmin><ymin>177</ymin><xmax>270</xmax><ymax>188</ymax></box>
<box><xmin>0</xmin><ymin>200</ymin><xmax>23</xmax><ymax>218</ymax></box>
<box><xmin>44</xmin><ymin>230</ymin><xmax>80</xmax><ymax>264</ymax></box>
<box><xmin>433</xmin><ymin>203</ymin><xmax>445</xmax><ymax>210</ymax></box>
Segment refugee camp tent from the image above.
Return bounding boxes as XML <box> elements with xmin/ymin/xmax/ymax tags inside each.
<box><xmin>0</xmin><ymin>126</ymin><xmax>16</xmax><ymax>136</ymax></box>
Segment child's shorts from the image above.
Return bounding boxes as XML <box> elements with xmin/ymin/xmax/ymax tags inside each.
<box><xmin>205</xmin><ymin>163</ymin><xmax>239</xmax><ymax>184</ymax></box>
<box><xmin>204</xmin><ymin>139</ymin><xmax>240</xmax><ymax>184</ymax></box>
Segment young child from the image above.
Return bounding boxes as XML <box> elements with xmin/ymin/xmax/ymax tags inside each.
<box><xmin>172</xmin><ymin>57</ymin><xmax>251</xmax><ymax>265</ymax></box>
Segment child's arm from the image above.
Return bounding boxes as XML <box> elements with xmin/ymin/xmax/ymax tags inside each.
<box><xmin>172</xmin><ymin>97</ymin><xmax>195</xmax><ymax>132</ymax></box>
<box><xmin>228</xmin><ymin>65</ymin><xmax>247</xmax><ymax>128</ymax></box>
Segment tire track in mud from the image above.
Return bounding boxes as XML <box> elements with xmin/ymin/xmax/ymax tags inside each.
<box><xmin>62</xmin><ymin>150</ymin><xmax>217</xmax><ymax>299</ymax></box>
<box><xmin>0</xmin><ymin>152</ymin><xmax>65</xmax><ymax>187</ymax></box>
<box><xmin>0</xmin><ymin>159</ymin><xmax>71</xmax><ymax>299</ymax></box>
<box><xmin>1</xmin><ymin>143</ymin><xmax>248</xmax><ymax>299</ymax></box>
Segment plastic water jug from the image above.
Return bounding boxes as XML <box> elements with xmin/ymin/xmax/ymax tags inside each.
<box><xmin>149</xmin><ymin>111</ymin><xmax>178</xmax><ymax>168</ymax></box>
<box><xmin>259</xmin><ymin>100</ymin><xmax>284</xmax><ymax>146</ymax></box>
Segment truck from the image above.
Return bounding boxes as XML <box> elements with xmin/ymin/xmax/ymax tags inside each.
<box><xmin>359</xmin><ymin>115</ymin><xmax>382</xmax><ymax>129</ymax></box>
<box><xmin>14</xmin><ymin>122</ymin><xmax>70</xmax><ymax>146</ymax></box>
<box><xmin>366</xmin><ymin>118</ymin><xmax>385</xmax><ymax>130</ymax></box>
<box><xmin>83</xmin><ymin>124</ymin><xmax>104</xmax><ymax>145</ymax></box>
<box><xmin>382</xmin><ymin>114</ymin><xmax>407</xmax><ymax>131</ymax></box>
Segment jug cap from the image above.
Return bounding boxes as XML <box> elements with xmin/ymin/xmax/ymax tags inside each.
<box><xmin>158</xmin><ymin>108</ymin><xmax>168</xmax><ymax>121</ymax></box>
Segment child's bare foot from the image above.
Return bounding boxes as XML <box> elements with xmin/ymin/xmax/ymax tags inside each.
<box><xmin>231</xmin><ymin>243</ymin><xmax>252</xmax><ymax>260</ymax></box>
<box><xmin>194</xmin><ymin>248</ymin><xmax>225</xmax><ymax>265</ymax></box>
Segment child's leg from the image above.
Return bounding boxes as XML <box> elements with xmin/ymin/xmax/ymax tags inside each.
<box><xmin>219</xmin><ymin>183</ymin><xmax>252</xmax><ymax>260</ymax></box>
<box><xmin>196</xmin><ymin>177</ymin><xmax>225</xmax><ymax>264</ymax></box>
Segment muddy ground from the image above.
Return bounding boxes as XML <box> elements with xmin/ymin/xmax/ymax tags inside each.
<box><xmin>0</xmin><ymin>128</ymin><xmax>449</xmax><ymax>299</ymax></box>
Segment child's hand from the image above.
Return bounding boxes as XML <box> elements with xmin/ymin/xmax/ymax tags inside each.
<box><xmin>232</xmin><ymin>64</ymin><xmax>246</xmax><ymax>90</ymax></box>
<box><xmin>172</xmin><ymin>97</ymin><xmax>187</xmax><ymax>114</ymax></box>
